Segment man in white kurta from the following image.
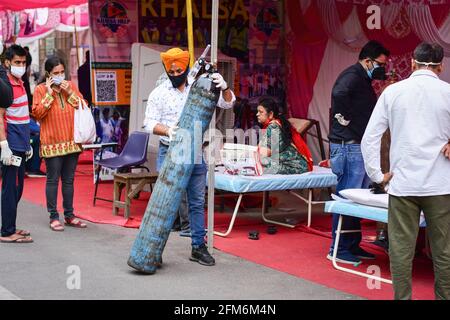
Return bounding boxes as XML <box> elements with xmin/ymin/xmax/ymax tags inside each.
<box><xmin>361</xmin><ymin>42</ymin><xmax>450</xmax><ymax>300</ymax></box>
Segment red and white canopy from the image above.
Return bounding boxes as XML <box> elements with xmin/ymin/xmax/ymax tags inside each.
<box><xmin>0</xmin><ymin>1</ymin><xmax>88</xmax><ymax>44</ymax></box>
<box><xmin>0</xmin><ymin>1</ymin><xmax>86</xmax><ymax>11</ymax></box>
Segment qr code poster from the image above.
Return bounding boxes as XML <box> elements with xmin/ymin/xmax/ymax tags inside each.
<box><xmin>95</xmin><ymin>71</ymin><xmax>118</xmax><ymax>103</ymax></box>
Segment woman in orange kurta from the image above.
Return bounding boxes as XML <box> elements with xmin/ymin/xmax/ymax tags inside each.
<box><xmin>32</xmin><ymin>56</ymin><xmax>87</xmax><ymax>231</ymax></box>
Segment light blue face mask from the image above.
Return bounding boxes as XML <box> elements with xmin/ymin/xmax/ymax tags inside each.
<box><xmin>52</xmin><ymin>74</ymin><xmax>65</xmax><ymax>85</ymax></box>
<box><xmin>367</xmin><ymin>62</ymin><xmax>380</xmax><ymax>79</ymax></box>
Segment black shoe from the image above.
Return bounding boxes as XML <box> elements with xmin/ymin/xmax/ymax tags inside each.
<box><xmin>327</xmin><ymin>252</ymin><xmax>361</xmax><ymax>265</ymax></box>
<box><xmin>351</xmin><ymin>247</ymin><xmax>376</xmax><ymax>260</ymax></box>
<box><xmin>373</xmin><ymin>238</ymin><xmax>389</xmax><ymax>250</ymax></box>
<box><xmin>179</xmin><ymin>229</ymin><xmax>191</xmax><ymax>237</ymax></box>
<box><xmin>190</xmin><ymin>244</ymin><xmax>215</xmax><ymax>266</ymax></box>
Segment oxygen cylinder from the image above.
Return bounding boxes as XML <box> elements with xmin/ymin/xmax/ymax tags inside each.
<box><xmin>128</xmin><ymin>68</ymin><xmax>220</xmax><ymax>274</ymax></box>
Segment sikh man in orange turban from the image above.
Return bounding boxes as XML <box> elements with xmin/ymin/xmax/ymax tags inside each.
<box><xmin>143</xmin><ymin>47</ymin><xmax>236</xmax><ymax>267</ymax></box>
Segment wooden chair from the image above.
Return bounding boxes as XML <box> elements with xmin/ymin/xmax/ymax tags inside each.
<box><xmin>288</xmin><ymin>117</ymin><xmax>330</xmax><ymax>200</ymax></box>
<box><xmin>113</xmin><ymin>172</ymin><xmax>159</xmax><ymax>218</ymax></box>
<box><xmin>288</xmin><ymin>118</ymin><xmax>326</xmax><ymax>161</ymax></box>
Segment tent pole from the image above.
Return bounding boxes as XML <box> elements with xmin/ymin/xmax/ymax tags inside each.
<box><xmin>73</xmin><ymin>7</ymin><xmax>80</xmax><ymax>68</ymax></box>
<box><xmin>210</xmin><ymin>1</ymin><xmax>219</xmax><ymax>65</ymax></box>
<box><xmin>207</xmin><ymin>0</ymin><xmax>219</xmax><ymax>253</ymax></box>
<box><xmin>186</xmin><ymin>0</ymin><xmax>195</xmax><ymax>68</ymax></box>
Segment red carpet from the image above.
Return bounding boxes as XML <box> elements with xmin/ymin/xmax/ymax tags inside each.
<box><xmin>214</xmin><ymin>214</ymin><xmax>435</xmax><ymax>300</ymax></box>
<box><xmin>22</xmin><ymin>152</ymin><xmax>275</xmax><ymax>229</ymax></box>
<box><xmin>22</xmin><ymin>153</ymin><xmax>146</xmax><ymax>228</ymax></box>
<box><xmin>19</xmin><ymin>152</ymin><xmax>435</xmax><ymax>300</ymax></box>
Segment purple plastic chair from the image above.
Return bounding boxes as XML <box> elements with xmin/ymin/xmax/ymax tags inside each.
<box><xmin>93</xmin><ymin>131</ymin><xmax>150</xmax><ymax>205</ymax></box>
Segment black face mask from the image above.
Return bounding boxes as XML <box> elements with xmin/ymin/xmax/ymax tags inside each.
<box><xmin>167</xmin><ymin>67</ymin><xmax>190</xmax><ymax>88</ymax></box>
<box><xmin>371</xmin><ymin>66</ymin><xmax>387</xmax><ymax>80</ymax></box>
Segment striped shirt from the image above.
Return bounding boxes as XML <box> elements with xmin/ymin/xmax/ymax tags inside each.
<box><xmin>4</xmin><ymin>73</ymin><xmax>30</xmax><ymax>152</ymax></box>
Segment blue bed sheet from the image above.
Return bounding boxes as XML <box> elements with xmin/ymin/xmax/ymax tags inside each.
<box><xmin>212</xmin><ymin>166</ymin><xmax>337</xmax><ymax>193</ymax></box>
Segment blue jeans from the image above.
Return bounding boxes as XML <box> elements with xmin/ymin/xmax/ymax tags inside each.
<box><xmin>156</xmin><ymin>143</ymin><xmax>169</xmax><ymax>172</ymax></box>
<box><xmin>329</xmin><ymin>143</ymin><xmax>371</xmax><ymax>255</ymax></box>
<box><xmin>186</xmin><ymin>163</ymin><xmax>207</xmax><ymax>247</ymax></box>
<box><xmin>156</xmin><ymin>143</ymin><xmax>200</xmax><ymax>234</ymax></box>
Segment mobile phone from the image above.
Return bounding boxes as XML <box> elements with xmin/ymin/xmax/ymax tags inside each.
<box><xmin>10</xmin><ymin>155</ymin><xmax>22</xmax><ymax>167</ymax></box>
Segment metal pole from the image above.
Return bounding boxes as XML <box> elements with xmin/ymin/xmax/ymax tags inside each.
<box><xmin>73</xmin><ymin>7</ymin><xmax>80</xmax><ymax>68</ymax></box>
<box><xmin>207</xmin><ymin>0</ymin><xmax>219</xmax><ymax>253</ymax></box>
<box><xmin>210</xmin><ymin>1</ymin><xmax>219</xmax><ymax>65</ymax></box>
<box><xmin>186</xmin><ymin>0</ymin><xmax>195</xmax><ymax>68</ymax></box>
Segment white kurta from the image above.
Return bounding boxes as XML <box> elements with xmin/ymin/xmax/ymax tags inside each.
<box><xmin>361</xmin><ymin>69</ymin><xmax>450</xmax><ymax>197</ymax></box>
<box><xmin>143</xmin><ymin>79</ymin><xmax>235</xmax><ymax>145</ymax></box>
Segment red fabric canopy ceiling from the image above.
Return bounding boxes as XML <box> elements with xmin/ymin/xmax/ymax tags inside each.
<box><xmin>0</xmin><ymin>1</ymin><xmax>87</xmax><ymax>11</ymax></box>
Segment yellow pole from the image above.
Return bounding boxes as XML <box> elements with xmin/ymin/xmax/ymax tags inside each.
<box><xmin>186</xmin><ymin>0</ymin><xmax>195</xmax><ymax>67</ymax></box>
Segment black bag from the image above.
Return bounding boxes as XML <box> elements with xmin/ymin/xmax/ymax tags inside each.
<box><xmin>0</xmin><ymin>65</ymin><xmax>13</xmax><ymax>108</ymax></box>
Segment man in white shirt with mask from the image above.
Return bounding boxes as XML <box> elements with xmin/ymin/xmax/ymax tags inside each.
<box><xmin>361</xmin><ymin>42</ymin><xmax>450</xmax><ymax>300</ymax></box>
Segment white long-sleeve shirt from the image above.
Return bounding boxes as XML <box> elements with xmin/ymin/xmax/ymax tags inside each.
<box><xmin>361</xmin><ymin>69</ymin><xmax>450</xmax><ymax>197</ymax></box>
<box><xmin>143</xmin><ymin>78</ymin><xmax>236</xmax><ymax>145</ymax></box>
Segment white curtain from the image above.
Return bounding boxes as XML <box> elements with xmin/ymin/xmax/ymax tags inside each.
<box><xmin>55</xmin><ymin>24</ymin><xmax>89</xmax><ymax>32</ymax></box>
<box><xmin>381</xmin><ymin>3</ymin><xmax>403</xmax><ymax>30</ymax></box>
<box><xmin>407</xmin><ymin>5</ymin><xmax>450</xmax><ymax>56</ymax></box>
<box><xmin>317</xmin><ymin>0</ymin><xmax>369</xmax><ymax>49</ymax></box>
<box><xmin>305</xmin><ymin>7</ymin><xmax>367</xmax><ymax>162</ymax></box>
<box><xmin>306</xmin><ymin>39</ymin><xmax>359</xmax><ymax>162</ymax></box>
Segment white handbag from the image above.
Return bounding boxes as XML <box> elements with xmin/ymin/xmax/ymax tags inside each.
<box><xmin>74</xmin><ymin>98</ymin><xmax>96</xmax><ymax>144</ymax></box>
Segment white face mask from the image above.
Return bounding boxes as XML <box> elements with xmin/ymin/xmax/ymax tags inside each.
<box><xmin>10</xmin><ymin>65</ymin><xmax>26</xmax><ymax>78</ymax></box>
<box><xmin>52</xmin><ymin>74</ymin><xmax>65</xmax><ymax>85</ymax></box>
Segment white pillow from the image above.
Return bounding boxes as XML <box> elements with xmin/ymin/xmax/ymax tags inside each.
<box><xmin>336</xmin><ymin>188</ymin><xmax>426</xmax><ymax>226</ymax></box>
<box><xmin>339</xmin><ymin>189</ymin><xmax>388</xmax><ymax>209</ymax></box>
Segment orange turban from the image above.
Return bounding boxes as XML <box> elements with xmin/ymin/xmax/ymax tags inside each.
<box><xmin>160</xmin><ymin>48</ymin><xmax>190</xmax><ymax>72</ymax></box>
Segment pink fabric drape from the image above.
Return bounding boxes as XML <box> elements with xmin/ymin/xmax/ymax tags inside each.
<box><xmin>286</xmin><ymin>1</ymin><xmax>450</xmax><ymax>119</ymax></box>
<box><xmin>407</xmin><ymin>5</ymin><xmax>450</xmax><ymax>55</ymax></box>
<box><xmin>0</xmin><ymin>1</ymin><xmax>86</xmax><ymax>11</ymax></box>
<box><xmin>13</xmin><ymin>5</ymin><xmax>89</xmax><ymax>42</ymax></box>
<box><xmin>357</xmin><ymin>4</ymin><xmax>449</xmax><ymax>55</ymax></box>
<box><xmin>286</xmin><ymin>0</ymin><xmax>328</xmax><ymax>119</ymax></box>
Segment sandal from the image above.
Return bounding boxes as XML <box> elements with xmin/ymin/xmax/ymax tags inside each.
<box><xmin>15</xmin><ymin>229</ymin><xmax>31</xmax><ymax>236</ymax></box>
<box><xmin>50</xmin><ymin>220</ymin><xmax>65</xmax><ymax>232</ymax></box>
<box><xmin>64</xmin><ymin>217</ymin><xmax>87</xmax><ymax>228</ymax></box>
<box><xmin>0</xmin><ymin>234</ymin><xmax>33</xmax><ymax>243</ymax></box>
